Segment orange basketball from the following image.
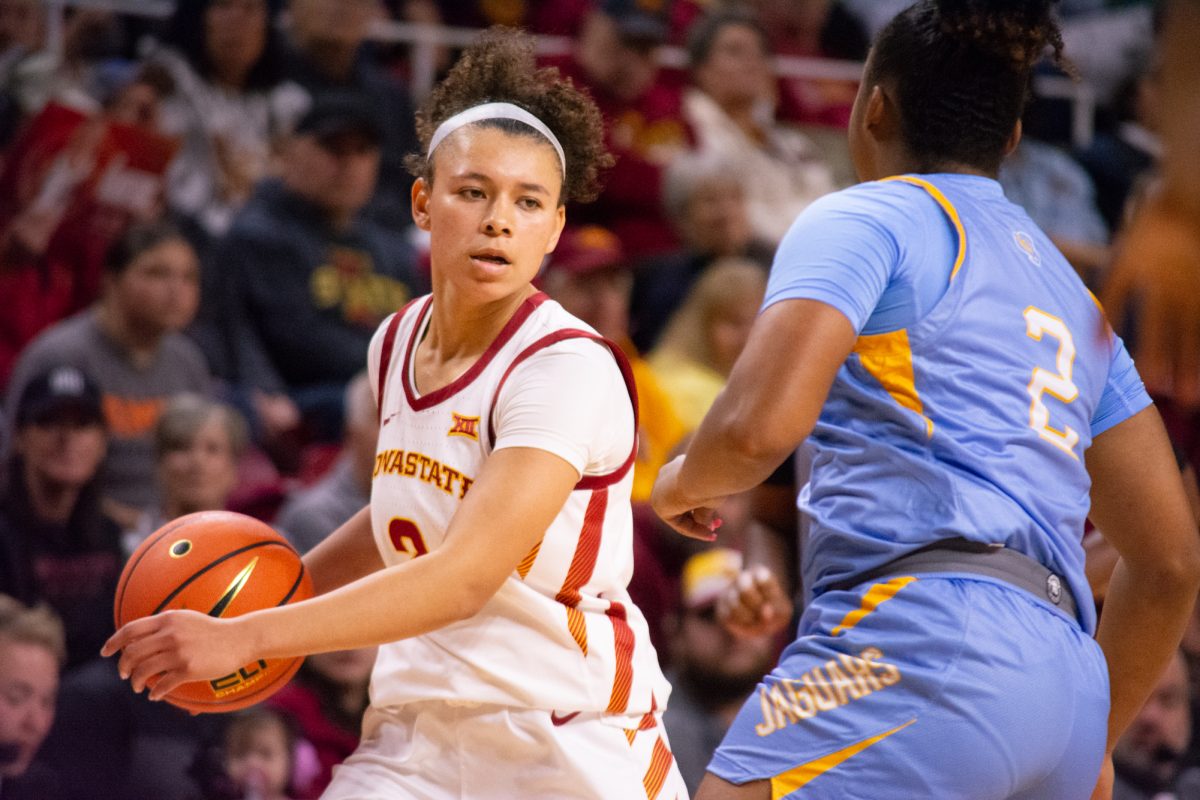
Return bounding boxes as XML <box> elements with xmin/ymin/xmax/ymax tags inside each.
<box><xmin>113</xmin><ymin>510</ymin><xmax>313</xmax><ymax>713</ymax></box>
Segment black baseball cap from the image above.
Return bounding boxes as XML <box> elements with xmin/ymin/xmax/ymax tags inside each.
<box><xmin>294</xmin><ymin>92</ymin><xmax>383</xmax><ymax>145</ymax></box>
<box><xmin>15</xmin><ymin>366</ymin><xmax>105</xmax><ymax>428</ymax></box>
<box><xmin>601</xmin><ymin>0</ymin><xmax>671</xmax><ymax>45</ymax></box>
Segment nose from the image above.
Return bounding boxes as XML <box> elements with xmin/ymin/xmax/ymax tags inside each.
<box><xmin>482</xmin><ymin>202</ymin><xmax>512</xmax><ymax>237</ymax></box>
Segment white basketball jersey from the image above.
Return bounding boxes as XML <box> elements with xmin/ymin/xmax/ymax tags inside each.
<box><xmin>365</xmin><ymin>292</ymin><xmax>671</xmax><ymax>717</ymax></box>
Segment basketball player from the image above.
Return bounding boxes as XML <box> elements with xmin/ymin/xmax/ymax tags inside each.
<box><xmin>650</xmin><ymin>2</ymin><xmax>1200</xmax><ymax>798</ymax></box>
<box><xmin>104</xmin><ymin>30</ymin><xmax>687</xmax><ymax>799</ymax></box>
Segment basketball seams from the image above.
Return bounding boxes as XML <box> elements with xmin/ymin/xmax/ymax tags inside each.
<box><xmin>279</xmin><ymin>562</ymin><xmax>308</xmax><ymax>606</ymax></box>
<box><xmin>114</xmin><ymin>516</ymin><xmax>198</xmax><ymax>627</ymax></box>
<box><xmin>150</xmin><ymin>540</ymin><xmax>300</xmax><ymax>615</ymax></box>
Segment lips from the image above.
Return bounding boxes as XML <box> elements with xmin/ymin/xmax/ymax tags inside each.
<box><xmin>470</xmin><ymin>251</ymin><xmax>511</xmax><ymax>265</ymax></box>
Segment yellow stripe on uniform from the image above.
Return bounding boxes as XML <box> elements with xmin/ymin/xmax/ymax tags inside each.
<box><xmin>853</xmin><ymin>328</ymin><xmax>934</xmax><ymax>438</ymax></box>
<box><xmin>770</xmin><ymin>718</ymin><xmax>917</xmax><ymax>798</ymax></box>
<box><xmin>882</xmin><ymin>175</ymin><xmax>967</xmax><ymax>280</ymax></box>
<box><xmin>830</xmin><ymin>576</ymin><xmax>917</xmax><ymax>636</ymax></box>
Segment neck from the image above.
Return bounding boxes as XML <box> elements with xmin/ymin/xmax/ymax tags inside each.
<box><xmin>96</xmin><ymin>300</ymin><xmax>163</xmax><ymax>368</ymax></box>
<box><xmin>424</xmin><ymin>285</ymin><xmax>535</xmax><ymax>363</ymax></box>
<box><xmin>25</xmin><ymin>472</ymin><xmax>80</xmax><ymax>524</ymax></box>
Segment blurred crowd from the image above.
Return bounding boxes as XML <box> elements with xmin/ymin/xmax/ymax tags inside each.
<box><xmin>0</xmin><ymin>0</ymin><xmax>1190</xmax><ymax>798</ymax></box>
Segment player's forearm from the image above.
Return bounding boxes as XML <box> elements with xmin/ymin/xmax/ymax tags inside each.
<box><xmin>675</xmin><ymin>393</ymin><xmax>803</xmax><ymax>506</ymax></box>
<box><xmin>1095</xmin><ymin>557</ymin><xmax>1200</xmax><ymax>751</ymax></box>
<box><xmin>240</xmin><ymin>548</ymin><xmax>487</xmax><ymax>659</ymax></box>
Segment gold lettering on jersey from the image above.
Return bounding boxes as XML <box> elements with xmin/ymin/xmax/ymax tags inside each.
<box><xmin>754</xmin><ymin>647</ymin><xmax>902</xmax><ymax>737</ymax></box>
<box><xmin>449</xmin><ymin>413</ymin><xmax>481</xmax><ymax>440</ymax></box>
<box><xmin>372</xmin><ymin>449</ymin><xmax>474</xmax><ymax>499</ymax></box>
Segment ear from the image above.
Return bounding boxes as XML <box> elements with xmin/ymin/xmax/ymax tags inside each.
<box><xmin>411</xmin><ymin>178</ymin><xmax>432</xmax><ymax>232</ymax></box>
<box><xmin>543</xmin><ymin>205</ymin><xmax>567</xmax><ymax>255</ymax></box>
<box><xmin>1003</xmin><ymin>118</ymin><xmax>1023</xmax><ymax>159</ymax></box>
<box><xmin>865</xmin><ymin>84</ymin><xmax>900</xmax><ymax>142</ymax></box>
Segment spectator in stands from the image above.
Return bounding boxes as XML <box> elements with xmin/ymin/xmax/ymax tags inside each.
<box><xmin>662</xmin><ymin>548</ymin><xmax>777</xmax><ymax>795</ymax></box>
<box><xmin>5</xmin><ymin>221</ymin><xmax>210</xmax><ymax>529</ymax></box>
<box><xmin>0</xmin><ymin>0</ymin><xmax>42</xmax><ymax>88</ymax></box>
<box><xmin>648</xmin><ymin>257</ymin><xmax>767</xmax><ymax>431</ymax></box>
<box><xmin>0</xmin><ymin>594</ymin><xmax>65</xmax><ymax>799</ymax></box>
<box><xmin>206</xmin><ymin>93</ymin><xmax>422</xmax><ymax>446</ymax></box>
<box><xmin>1112</xmin><ymin>649</ymin><xmax>1200</xmax><ymax>799</ymax></box>
<box><xmin>1078</xmin><ymin>51</ymin><xmax>1162</xmax><ymax>234</ymax></box>
<box><xmin>190</xmin><ymin>707</ymin><xmax>300</xmax><ymax>800</ymax></box>
<box><xmin>121</xmin><ymin>395</ymin><xmax>248</xmax><ymax>556</ymax></box>
<box><xmin>539</xmin><ymin>225</ymin><xmax>687</xmax><ymax>504</ymax></box>
<box><xmin>631</xmin><ymin>149</ymin><xmax>775</xmax><ymax>352</ymax></box>
<box><xmin>683</xmin><ymin>7</ymin><xmax>836</xmax><ymax>246</ymax></box>
<box><xmin>552</xmin><ymin>0</ymin><xmax>692</xmax><ymax>260</ymax></box>
<box><xmin>282</xmin><ymin>0</ymin><xmax>419</xmax><ymax>228</ymax></box>
<box><xmin>751</xmin><ymin>0</ymin><xmax>868</xmax><ymax>127</ymax></box>
<box><xmin>268</xmin><ymin>648</ymin><xmax>376</xmax><ymax>798</ymax></box>
<box><xmin>274</xmin><ymin>373</ymin><xmax>375</xmax><ymax>553</ymax></box>
<box><xmin>150</xmin><ymin>0</ymin><xmax>295</xmax><ymax>244</ymax></box>
<box><xmin>0</xmin><ymin>61</ymin><xmax>179</xmax><ymax>390</ymax></box>
<box><xmin>0</xmin><ymin>366</ymin><xmax>121</xmax><ymax>672</ymax></box>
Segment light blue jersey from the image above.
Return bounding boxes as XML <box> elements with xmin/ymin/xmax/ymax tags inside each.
<box><xmin>713</xmin><ymin>174</ymin><xmax>1148</xmax><ymax>798</ymax></box>
<box><xmin>766</xmin><ymin>173</ymin><xmax>1149</xmax><ymax>635</ymax></box>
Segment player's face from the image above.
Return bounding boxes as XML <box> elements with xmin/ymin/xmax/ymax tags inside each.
<box><xmin>0</xmin><ymin>640</ymin><xmax>58</xmax><ymax>778</ymax></box>
<box><xmin>414</xmin><ymin>126</ymin><xmax>566</xmax><ymax>304</ymax></box>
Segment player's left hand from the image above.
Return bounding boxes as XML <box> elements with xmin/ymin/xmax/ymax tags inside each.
<box><xmin>1089</xmin><ymin>754</ymin><xmax>1114</xmax><ymax>800</ymax></box>
<box><xmin>101</xmin><ymin>610</ymin><xmax>252</xmax><ymax>701</ymax></box>
<box><xmin>650</xmin><ymin>455</ymin><xmax>723</xmax><ymax>541</ymax></box>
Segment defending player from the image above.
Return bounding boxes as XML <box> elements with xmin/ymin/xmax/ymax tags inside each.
<box><xmin>651</xmin><ymin>2</ymin><xmax>1200</xmax><ymax>798</ymax></box>
<box><xmin>104</xmin><ymin>29</ymin><xmax>687</xmax><ymax>799</ymax></box>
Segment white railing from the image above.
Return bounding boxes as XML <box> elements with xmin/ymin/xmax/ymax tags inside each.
<box><xmin>38</xmin><ymin>4</ymin><xmax>1096</xmax><ymax>146</ymax></box>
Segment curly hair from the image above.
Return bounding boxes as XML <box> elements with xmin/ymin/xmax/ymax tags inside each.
<box><xmin>405</xmin><ymin>28</ymin><xmax>613</xmax><ymax>205</ymax></box>
<box><xmin>868</xmin><ymin>0</ymin><xmax>1068</xmax><ymax>173</ymax></box>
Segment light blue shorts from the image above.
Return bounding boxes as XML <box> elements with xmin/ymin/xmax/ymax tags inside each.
<box><xmin>709</xmin><ymin>575</ymin><xmax>1109</xmax><ymax>799</ymax></box>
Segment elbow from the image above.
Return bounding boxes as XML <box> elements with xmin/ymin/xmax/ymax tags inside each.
<box><xmin>446</xmin><ymin>578</ymin><xmax>496</xmax><ymax>623</ymax></box>
<box><xmin>1134</xmin><ymin>529</ymin><xmax>1200</xmax><ymax>594</ymax></box>
<box><xmin>717</xmin><ymin>410</ymin><xmax>807</xmax><ymax>466</ymax></box>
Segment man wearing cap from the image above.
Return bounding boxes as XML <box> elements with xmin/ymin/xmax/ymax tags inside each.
<box><xmin>0</xmin><ymin>365</ymin><xmax>121</xmax><ymax>672</ymax></box>
<box><xmin>206</xmin><ymin>92</ymin><xmax>426</xmax><ymax>443</ymax></box>
<box><xmin>282</xmin><ymin>0</ymin><xmax>419</xmax><ymax>228</ymax></box>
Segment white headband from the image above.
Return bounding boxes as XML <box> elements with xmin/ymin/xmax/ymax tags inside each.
<box><xmin>427</xmin><ymin>102</ymin><xmax>566</xmax><ymax>174</ymax></box>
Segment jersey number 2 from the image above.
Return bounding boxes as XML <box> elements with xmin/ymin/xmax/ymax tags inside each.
<box><xmin>388</xmin><ymin>517</ymin><xmax>428</xmax><ymax>559</ymax></box>
<box><xmin>1024</xmin><ymin>306</ymin><xmax>1080</xmax><ymax>459</ymax></box>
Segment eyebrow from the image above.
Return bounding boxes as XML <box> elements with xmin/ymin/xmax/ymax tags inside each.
<box><xmin>456</xmin><ymin>172</ymin><xmax>551</xmax><ymax>196</ymax></box>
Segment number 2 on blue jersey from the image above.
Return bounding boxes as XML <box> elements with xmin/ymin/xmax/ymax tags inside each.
<box><xmin>1024</xmin><ymin>306</ymin><xmax>1080</xmax><ymax>459</ymax></box>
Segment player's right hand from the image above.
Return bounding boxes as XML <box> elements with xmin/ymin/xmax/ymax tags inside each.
<box><xmin>718</xmin><ymin>565</ymin><xmax>791</xmax><ymax>639</ymax></box>
<box><xmin>101</xmin><ymin>609</ymin><xmax>253</xmax><ymax>701</ymax></box>
<box><xmin>650</xmin><ymin>456</ymin><xmax>723</xmax><ymax>541</ymax></box>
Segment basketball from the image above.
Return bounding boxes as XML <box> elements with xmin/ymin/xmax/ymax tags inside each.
<box><xmin>113</xmin><ymin>510</ymin><xmax>314</xmax><ymax>713</ymax></box>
